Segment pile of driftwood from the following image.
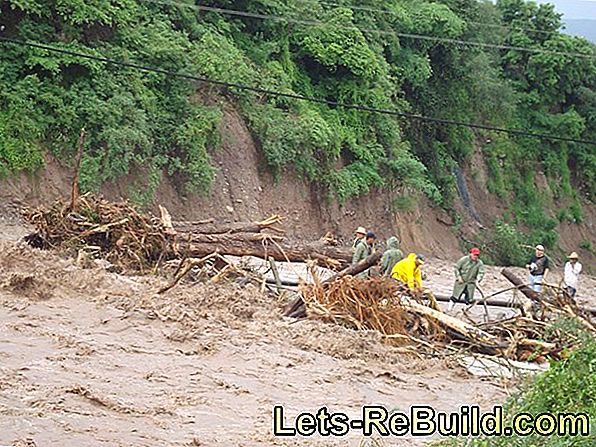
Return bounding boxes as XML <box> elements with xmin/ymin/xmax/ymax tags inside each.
<box><xmin>286</xmin><ymin>266</ymin><xmax>595</xmax><ymax>362</ymax></box>
<box><xmin>23</xmin><ymin>193</ymin><xmax>354</xmax><ymax>273</ymax></box>
<box><xmin>24</xmin><ymin>194</ymin><xmax>169</xmax><ymax>272</ymax></box>
<box><xmin>23</xmin><ymin>193</ymin><xmax>594</xmax><ymax>363</ymax></box>
<box><xmin>302</xmin><ymin>276</ymin><xmax>445</xmax><ymax>346</ymax></box>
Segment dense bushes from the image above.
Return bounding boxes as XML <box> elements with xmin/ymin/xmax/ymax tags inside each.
<box><xmin>439</xmin><ymin>320</ymin><xmax>596</xmax><ymax>447</ymax></box>
<box><xmin>1</xmin><ymin>0</ymin><xmax>595</xmax><ymax>220</ymax></box>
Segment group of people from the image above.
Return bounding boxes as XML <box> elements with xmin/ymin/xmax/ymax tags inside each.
<box><xmin>525</xmin><ymin>244</ymin><xmax>583</xmax><ymax>298</ymax></box>
<box><xmin>350</xmin><ymin>226</ymin><xmax>426</xmax><ymax>289</ymax></box>
<box><xmin>350</xmin><ymin>227</ymin><xmax>584</xmax><ymax>310</ymax></box>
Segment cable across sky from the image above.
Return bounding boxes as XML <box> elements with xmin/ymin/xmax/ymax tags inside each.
<box><xmin>145</xmin><ymin>0</ymin><xmax>596</xmax><ymax>60</ymax></box>
<box><xmin>257</xmin><ymin>0</ymin><xmax>578</xmax><ymax>38</ymax></box>
<box><xmin>1</xmin><ymin>36</ymin><xmax>595</xmax><ymax>146</ymax></box>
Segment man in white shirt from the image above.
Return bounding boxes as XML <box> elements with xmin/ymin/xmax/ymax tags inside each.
<box><xmin>564</xmin><ymin>252</ymin><xmax>582</xmax><ymax>298</ymax></box>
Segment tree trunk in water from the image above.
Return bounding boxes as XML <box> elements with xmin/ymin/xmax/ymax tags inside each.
<box><xmin>173</xmin><ymin>239</ymin><xmax>353</xmax><ymax>269</ymax></box>
<box><xmin>402</xmin><ymin>301</ymin><xmax>503</xmax><ymax>349</ymax></box>
<box><xmin>501</xmin><ymin>268</ymin><xmax>540</xmax><ymax>302</ymax></box>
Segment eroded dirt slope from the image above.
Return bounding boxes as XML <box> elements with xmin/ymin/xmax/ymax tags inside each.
<box><xmin>3</xmin><ymin>104</ymin><xmax>594</xmax><ymax>265</ymax></box>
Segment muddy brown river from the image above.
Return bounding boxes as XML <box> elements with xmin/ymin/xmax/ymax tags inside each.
<box><xmin>1</xmin><ymin>222</ymin><xmax>593</xmax><ymax>446</ymax></box>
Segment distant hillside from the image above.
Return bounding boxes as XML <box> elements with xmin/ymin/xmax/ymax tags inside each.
<box><xmin>1</xmin><ymin>0</ymin><xmax>596</xmax><ymax>265</ymax></box>
<box><xmin>564</xmin><ymin>19</ymin><xmax>596</xmax><ymax>43</ymax></box>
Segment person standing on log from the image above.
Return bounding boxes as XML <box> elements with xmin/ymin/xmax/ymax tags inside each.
<box><xmin>352</xmin><ymin>227</ymin><xmax>367</xmax><ymax>249</ymax></box>
<box><xmin>526</xmin><ymin>244</ymin><xmax>550</xmax><ymax>293</ymax></box>
<box><xmin>391</xmin><ymin>253</ymin><xmax>425</xmax><ymax>290</ymax></box>
<box><xmin>380</xmin><ymin>236</ymin><xmax>403</xmax><ymax>276</ymax></box>
<box><xmin>564</xmin><ymin>252</ymin><xmax>582</xmax><ymax>298</ymax></box>
<box><xmin>448</xmin><ymin>247</ymin><xmax>485</xmax><ymax>311</ymax></box>
<box><xmin>352</xmin><ymin>231</ymin><xmax>377</xmax><ymax>278</ymax></box>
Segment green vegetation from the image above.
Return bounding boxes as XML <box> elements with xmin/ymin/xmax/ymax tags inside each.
<box><xmin>0</xmin><ymin>0</ymin><xmax>595</xmax><ymax>228</ymax></box>
<box><xmin>437</xmin><ymin>320</ymin><xmax>596</xmax><ymax>447</ymax></box>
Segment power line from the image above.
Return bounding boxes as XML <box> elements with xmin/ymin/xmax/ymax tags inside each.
<box><xmin>1</xmin><ymin>36</ymin><xmax>595</xmax><ymax>146</ymax></box>
<box><xmin>295</xmin><ymin>0</ymin><xmax>566</xmax><ymax>38</ymax></box>
<box><xmin>145</xmin><ymin>0</ymin><xmax>596</xmax><ymax>60</ymax></box>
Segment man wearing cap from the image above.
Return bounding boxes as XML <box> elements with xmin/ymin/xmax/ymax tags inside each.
<box><xmin>391</xmin><ymin>253</ymin><xmax>425</xmax><ymax>290</ymax></box>
<box><xmin>564</xmin><ymin>252</ymin><xmax>582</xmax><ymax>298</ymax></box>
<box><xmin>526</xmin><ymin>245</ymin><xmax>550</xmax><ymax>293</ymax></box>
<box><xmin>352</xmin><ymin>231</ymin><xmax>377</xmax><ymax>278</ymax></box>
<box><xmin>448</xmin><ymin>248</ymin><xmax>485</xmax><ymax>311</ymax></box>
<box><xmin>352</xmin><ymin>227</ymin><xmax>367</xmax><ymax>249</ymax></box>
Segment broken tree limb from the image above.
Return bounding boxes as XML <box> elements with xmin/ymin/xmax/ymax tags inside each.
<box><xmin>79</xmin><ymin>218</ymin><xmax>130</xmax><ymax>238</ymax></box>
<box><xmin>159</xmin><ymin>205</ymin><xmax>176</xmax><ymax>236</ymax></box>
<box><xmin>401</xmin><ymin>300</ymin><xmax>504</xmax><ymax>349</ymax></box>
<box><xmin>268</xmin><ymin>256</ymin><xmax>282</xmax><ymax>296</ymax></box>
<box><xmin>157</xmin><ymin>253</ymin><xmax>220</xmax><ymax>294</ymax></box>
<box><xmin>501</xmin><ymin>268</ymin><xmax>540</xmax><ymax>302</ymax></box>
<box><xmin>69</xmin><ymin>128</ymin><xmax>86</xmax><ymax>212</ymax></box>
<box><xmin>284</xmin><ymin>251</ymin><xmax>383</xmax><ymax>318</ymax></box>
<box><xmin>518</xmin><ymin>338</ymin><xmax>556</xmax><ymax>351</ymax></box>
<box><xmin>324</xmin><ymin>251</ymin><xmax>383</xmax><ymax>283</ymax></box>
<box><xmin>500</xmin><ymin>269</ymin><xmax>596</xmax><ymax>319</ymax></box>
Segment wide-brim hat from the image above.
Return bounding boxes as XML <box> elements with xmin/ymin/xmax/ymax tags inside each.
<box><xmin>535</xmin><ymin>244</ymin><xmax>545</xmax><ymax>251</ymax></box>
<box><xmin>355</xmin><ymin>226</ymin><xmax>366</xmax><ymax>235</ymax></box>
<box><xmin>568</xmin><ymin>252</ymin><xmax>579</xmax><ymax>259</ymax></box>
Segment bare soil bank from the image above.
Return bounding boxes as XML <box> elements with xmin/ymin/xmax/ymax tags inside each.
<box><xmin>1</xmin><ymin>105</ymin><xmax>594</xmax><ymax>267</ymax></box>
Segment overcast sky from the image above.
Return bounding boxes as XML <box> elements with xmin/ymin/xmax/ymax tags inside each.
<box><xmin>535</xmin><ymin>0</ymin><xmax>596</xmax><ymax>20</ymax></box>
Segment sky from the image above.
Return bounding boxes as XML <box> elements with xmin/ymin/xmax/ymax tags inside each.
<box><xmin>535</xmin><ymin>0</ymin><xmax>596</xmax><ymax>20</ymax></box>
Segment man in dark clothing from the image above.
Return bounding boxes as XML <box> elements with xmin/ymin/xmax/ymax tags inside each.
<box><xmin>526</xmin><ymin>244</ymin><xmax>550</xmax><ymax>293</ymax></box>
<box><xmin>352</xmin><ymin>231</ymin><xmax>377</xmax><ymax>278</ymax></box>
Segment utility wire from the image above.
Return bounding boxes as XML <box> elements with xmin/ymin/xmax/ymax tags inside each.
<box><xmin>295</xmin><ymin>0</ymin><xmax>569</xmax><ymax>38</ymax></box>
<box><xmin>1</xmin><ymin>36</ymin><xmax>595</xmax><ymax>146</ymax></box>
<box><xmin>145</xmin><ymin>0</ymin><xmax>596</xmax><ymax>60</ymax></box>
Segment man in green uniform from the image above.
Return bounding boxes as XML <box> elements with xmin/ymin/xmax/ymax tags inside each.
<box><xmin>448</xmin><ymin>247</ymin><xmax>485</xmax><ymax>311</ymax></box>
<box><xmin>352</xmin><ymin>226</ymin><xmax>367</xmax><ymax>249</ymax></box>
<box><xmin>352</xmin><ymin>231</ymin><xmax>377</xmax><ymax>278</ymax></box>
<box><xmin>380</xmin><ymin>236</ymin><xmax>403</xmax><ymax>276</ymax></box>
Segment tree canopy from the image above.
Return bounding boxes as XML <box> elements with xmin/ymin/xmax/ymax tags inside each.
<box><xmin>1</xmin><ymin>0</ymin><xmax>595</xmax><ymax>249</ymax></box>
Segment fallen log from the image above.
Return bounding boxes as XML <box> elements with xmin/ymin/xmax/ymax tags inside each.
<box><xmin>172</xmin><ymin>215</ymin><xmax>285</xmax><ymax>235</ymax></box>
<box><xmin>433</xmin><ymin>293</ymin><xmax>526</xmax><ymax>310</ymax></box>
<box><xmin>186</xmin><ymin>232</ymin><xmax>284</xmax><ymax>244</ymax></box>
<box><xmin>501</xmin><ymin>268</ymin><xmax>540</xmax><ymax>302</ymax></box>
<box><xmin>176</xmin><ymin>240</ymin><xmax>352</xmax><ymax>270</ymax></box>
<box><xmin>402</xmin><ymin>301</ymin><xmax>504</xmax><ymax>349</ymax></box>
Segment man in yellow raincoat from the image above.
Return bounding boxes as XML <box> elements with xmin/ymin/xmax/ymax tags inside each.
<box><xmin>391</xmin><ymin>253</ymin><xmax>425</xmax><ymax>290</ymax></box>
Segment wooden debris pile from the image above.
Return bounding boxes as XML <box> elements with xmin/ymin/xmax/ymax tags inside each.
<box><xmin>23</xmin><ymin>194</ymin><xmax>168</xmax><ymax>272</ymax></box>
<box><xmin>302</xmin><ymin>277</ymin><xmax>444</xmax><ymax>346</ymax></box>
<box><xmin>22</xmin><ymin>193</ymin><xmax>355</xmax><ymax>273</ymax></box>
<box><xmin>296</xmin><ymin>272</ymin><xmax>595</xmax><ymax>362</ymax></box>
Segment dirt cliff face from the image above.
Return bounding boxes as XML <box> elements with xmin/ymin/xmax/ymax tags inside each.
<box><xmin>1</xmin><ymin>104</ymin><xmax>593</xmax><ymax>266</ymax></box>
